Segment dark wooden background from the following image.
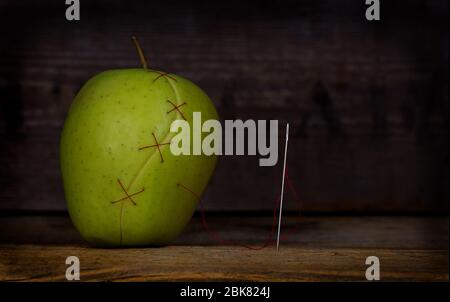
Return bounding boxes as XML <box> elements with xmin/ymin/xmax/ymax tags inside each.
<box><xmin>0</xmin><ymin>0</ymin><xmax>448</xmax><ymax>212</ymax></box>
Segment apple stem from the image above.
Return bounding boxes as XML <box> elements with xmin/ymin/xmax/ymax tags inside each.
<box><xmin>131</xmin><ymin>36</ymin><xmax>149</xmax><ymax>69</ymax></box>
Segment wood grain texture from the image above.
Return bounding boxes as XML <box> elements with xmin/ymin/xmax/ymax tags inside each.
<box><xmin>0</xmin><ymin>216</ymin><xmax>448</xmax><ymax>281</ymax></box>
<box><xmin>1</xmin><ymin>216</ymin><xmax>448</xmax><ymax>250</ymax></box>
<box><xmin>0</xmin><ymin>245</ymin><xmax>448</xmax><ymax>282</ymax></box>
<box><xmin>0</xmin><ymin>0</ymin><xmax>448</xmax><ymax>211</ymax></box>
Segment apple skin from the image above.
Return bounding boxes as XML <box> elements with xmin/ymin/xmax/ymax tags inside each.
<box><xmin>60</xmin><ymin>69</ymin><xmax>218</xmax><ymax>247</ymax></box>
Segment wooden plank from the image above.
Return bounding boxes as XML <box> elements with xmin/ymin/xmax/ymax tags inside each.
<box><xmin>0</xmin><ymin>216</ymin><xmax>448</xmax><ymax>250</ymax></box>
<box><xmin>0</xmin><ymin>216</ymin><xmax>447</xmax><ymax>281</ymax></box>
<box><xmin>0</xmin><ymin>245</ymin><xmax>447</xmax><ymax>281</ymax></box>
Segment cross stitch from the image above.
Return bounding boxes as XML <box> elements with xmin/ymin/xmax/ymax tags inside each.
<box><xmin>111</xmin><ymin>179</ymin><xmax>144</xmax><ymax>206</ymax></box>
<box><xmin>152</xmin><ymin>71</ymin><xmax>177</xmax><ymax>82</ymax></box>
<box><xmin>139</xmin><ymin>132</ymin><xmax>172</xmax><ymax>162</ymax></box>
<box><xmin>167</xmin><ymin>100</ymin><xmax>187</xmax><ymax>120</ymax></box>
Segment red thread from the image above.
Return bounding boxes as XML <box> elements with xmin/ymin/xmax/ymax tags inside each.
<box><xmin>167</xmin><ymin>100</ymin><xmax>187</xmax><ymax>121</ymax></box>
<box><xmin>111</xmin><ymin>179</ymin><xmax>144</xmax><ymax>206</ymax></box>
<box><xmin>176</xmin><ymin>167</ymin><xmax>303</xmax><ymax>250</ymax></box>
<box><xmin>139</xmin><ymin>132</ymin><xmax>171</xmax><ymax>163</ymax></box>
<box><xmin>153</xmin><ymin>71</ymin><xmax>177</xmax><ymax>83</ymax></box>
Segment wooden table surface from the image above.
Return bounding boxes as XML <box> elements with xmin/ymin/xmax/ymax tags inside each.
<box><xmin>0</xmin><ymin>215</ymin><xmax>448</xmax><ymax>281</ymax></box>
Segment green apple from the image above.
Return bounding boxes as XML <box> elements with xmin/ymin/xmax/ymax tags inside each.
<box><xmin>60</xmin><ymin>42</ymin><xmax>218</xmax><ymax>247</ymax></box>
